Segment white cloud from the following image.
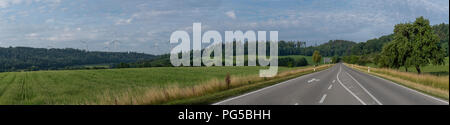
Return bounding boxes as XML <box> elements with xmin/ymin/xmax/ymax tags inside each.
<box><xmin>45</xmin><ymin>18</ymin><xmax>55</xmax><ymax>23</ymax></box>
<box><xmin>46</xmin><ymin>32</ymin><xmax>74</xmax><ymax>41</ymax></box>
<box><xmin>0</xmin><ymin>1</ymin><xmax>8</xmax><ymax>8</ymax></box>
<box><xmin>27</xmin><ymin>33</ymin><xmax>39</xmax><ymax>37</ymax></box>
<box><xmin>0</xmin><ymin>0</ymin><xmax>62</xmax><ymax>8</ymax></box>
<box><xmin>115</xmin><ymin>10</ymin><xmax>176</xmax><ymax>25</ymax></box>
<box><xmin>115</xmin><ymin>18</ymin><xmax>133</xmax><ymax>25</ymax></box>
<box><xmin>225</xmin><ymin>10</ymin><xmax>236</xmax><ymax>20</ymax></box>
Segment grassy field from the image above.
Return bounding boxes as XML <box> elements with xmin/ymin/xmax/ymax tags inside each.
<box><xmin>365</xmin><ymin>57</ymin><xmax>449</xmax><ymax>76</ymax></box>
<box><xmin>398</xmin><ymin>57</ymin><xmax>450</xmax><ymax>76</ymax></box>
<box><xmin>0</xmin><ymin>65</ymin><xmax>327</xmax><ymax>105</ymax></box>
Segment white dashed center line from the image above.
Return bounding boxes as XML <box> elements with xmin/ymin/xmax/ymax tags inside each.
<box><xmin>319</xmin><ymin>94</ymin><xmax>327</xmax><ymax>104</ymax></box>
<box><xmin>328</xmin><ymin>84</ymin><xmax>333</xmax><ymax>90</ymax></box>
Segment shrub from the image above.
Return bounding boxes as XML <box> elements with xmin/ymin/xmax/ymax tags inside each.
<box><xmin>296</xmin><ymin>57</ymin><xmax>308</xmax><ymax>66</ymax></box>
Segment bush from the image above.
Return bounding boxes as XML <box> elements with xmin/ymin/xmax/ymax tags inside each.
<box><xmin>296</xmin><ymin>57</ymin><xmax>308</xmax><ymax>66</ymax></box>
<box><xmin>116</xmin><ymin>62</ymin><xmax>130</xmax><ymax>68</ymax></box>
<box><xmin>279</xmin><ymin>57</ymin><xmax>296</xmax><ymax>67</ymax></box>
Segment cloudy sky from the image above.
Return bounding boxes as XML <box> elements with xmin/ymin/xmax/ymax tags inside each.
<box><xmin>0</xmin><ymin>0</ymin><xmax>448</xmax><ymax>54</ymax></box>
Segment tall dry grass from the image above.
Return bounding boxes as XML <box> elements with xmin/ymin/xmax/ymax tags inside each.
<box><xmin>346</xmin><ymin>63</ymin><xmax>449</xmax><ymax>99</ymax></box>
<box><xmin>89</xmin><ymin>65</ymin><xmax>331</xmax><ymax>105</ymax></box>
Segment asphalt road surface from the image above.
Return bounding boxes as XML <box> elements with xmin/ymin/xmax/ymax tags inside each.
<box><xmin>214</xmin><ymin>63</ymin><xmax>448</xmax><ymax>105</ymax></box>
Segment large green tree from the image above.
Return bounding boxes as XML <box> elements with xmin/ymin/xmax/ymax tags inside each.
<box><xmin>380</xmin><ymin>17</ymin><xmax>444</xmax><ymax>74</ymax></box>
<box><xmin>406</xmin><ymin>17</ymin><xmax>445</xmax><ymax>74</ymax></box>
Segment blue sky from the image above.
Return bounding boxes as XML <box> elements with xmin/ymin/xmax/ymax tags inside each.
<box><xmin>0</xmin><ymin>0</ymin><xmax>448</xmax><ymax>54</ymax></box>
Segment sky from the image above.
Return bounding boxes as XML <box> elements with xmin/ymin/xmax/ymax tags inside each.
<box><xmin>0</xmin><ymin>0</ymin><xmax>449</xmax><ymax>55</ymax></box>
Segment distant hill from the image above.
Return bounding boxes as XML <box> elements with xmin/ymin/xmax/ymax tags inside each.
<box><xmin>350</xmin><ymin>23</ymin><xmax>448</xmax><ymax>56</ymax></box>
<box><xmin>350</xmin><ymin>34</ymin><xmax>394</xmax><ymax>55</ymax></box>
<box><xmin>0</xmin><ymin>47</ymin><xmax>156</xmax><ymax>72</ymax></box>
<box><xmin>278</xmin><ymin>40</ymin><xmax>357</xmax><ymax>57</ymax></box>
<box><xmin>312</xmin><ymin>40</ymin><xmax>357</xmax><ymax>57</ymax></box>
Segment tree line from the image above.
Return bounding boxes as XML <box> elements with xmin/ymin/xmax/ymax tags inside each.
<box><xmin>0</xmin><ymin>47</ymin><xmax>156</xmax><ymax>72</ymax></box>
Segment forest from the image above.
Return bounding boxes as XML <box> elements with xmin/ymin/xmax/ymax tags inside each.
<box><xmin>0</xmin><ymin>47</ymin><xmax>155</xmax><ymax>72</ymax></box>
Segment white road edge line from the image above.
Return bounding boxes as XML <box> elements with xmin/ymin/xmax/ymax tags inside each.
<box><xmin>328</xmin><ymin>84</ymin><xmax>333</xmax><ymax>90</ymax></box>
<box><xmin>368</xmin><ymin>72</ymin><xmax>449</xmax><ymax>104</ymax></box>
<box><xmin>345</xmin><ymin>64</ymin><xmax>449</xmax><ymax>104</ymax></box>
<box><xmin>344</xmin><ymin>71</ymin><xmax>383</xmax><ymax>105</ymax></box>
<box><xmin>319</xmin><ymin>94</ymin><xmax>327</xmax><ymax>104</ymax></box>
<box><xmin>337</xmin><ymin>65</ymin><xmax>367</xmax><ymax>105</ymax></box>
<box><xmin>212</xmin><ymin>67</ymin><xmax>331</xmax><ymax>105</ymax></box>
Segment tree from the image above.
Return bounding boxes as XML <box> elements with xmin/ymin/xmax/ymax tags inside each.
<box><xmin>379</xmin><ymin>17</ymin><xmax>444</xmax><ymax>74</ymax></box>
<box><xmin>380</xmin><ymin>23</ymin><xmax>412</xmax><ymax>70</ymax></box>
<box><xmin>406</xmin><ymin>17</ymin><xmax>445</xmax><ymax>74</ymax></box>
<box><xmin>312</xmin><ymin>50</ymin><xmax>322</xmax><ymax>66</ymax></box>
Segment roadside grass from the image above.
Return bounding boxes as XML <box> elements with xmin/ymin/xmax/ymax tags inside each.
<box><xmin>0</xmin><ymin>64</ymin><xmax>332</xmax><ymax>105</ymax></box>
<box><xmin>92</xmin><ymin>65</ymin><xmax>332</xmax><ymax>105</ymax></box>
<box><xmin>346</xmin><ymin>63</ymin><xmax>449</xmax><ymax>100</ymax></box>
<box><xmin>165</xmin><ymin>66</ymin><xmax>330</xmax><ymax>105</ymax></box>
<box><xmin>364</xmin><ymin>57</ymin><xmax>449</xmax><ymax>76</ymax></box>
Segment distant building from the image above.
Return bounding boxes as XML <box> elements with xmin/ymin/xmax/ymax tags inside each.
<box><xmin>323</xmin><ymin>57</ymin><xmax>331</xmax><ymax>64</ymax></box>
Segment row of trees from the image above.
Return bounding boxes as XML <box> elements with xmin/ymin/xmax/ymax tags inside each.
<box><xmin>342</xmin><ymin>55</ymin><xmax>372</xmax><ymax>65</ymax></box>
<box><xmin>279</xmin><ymin>40</ymin><xmax>357</xmax><ymax>57</ymax></box>
<box><xmin>278</xmin><ymin>57</ymin><xmax>308</xmax><ymax>67</ymax></box>
<box><xmin>0</xmin><ymin>47</ymin><xmax>156</xmax><ymax>72</ymax></box>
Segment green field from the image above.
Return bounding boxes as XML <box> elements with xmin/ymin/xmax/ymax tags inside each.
<box><xmin>398</xmin><ymin>57</ymin><xmax>449</xmax><ymax>76</ymax></box>
<box><xmin>0</xmin><ymin>66</ymin><xmax>299</xmax><ymax>104</ymax></box>
<box><xmin>364</xmin><ymin>57</ymin><xmax>449</xmax><ymax>76</ymax></box>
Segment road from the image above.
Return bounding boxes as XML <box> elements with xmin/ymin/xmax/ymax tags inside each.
<box><xmin>214</xmin><ymin>63</ymin><xmax>449</xmax><ymax>105</ymax></box>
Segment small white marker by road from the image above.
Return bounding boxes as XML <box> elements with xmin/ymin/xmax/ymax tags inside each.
<box><xmin>319</xmin><ymin>94</ymin><xmax>327</xmax><ymax>104</ymax></box>
<box><xmin>328</xmin><ymin>84</ymin><xmax>333</xmax><ymax>90</ymax></box>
